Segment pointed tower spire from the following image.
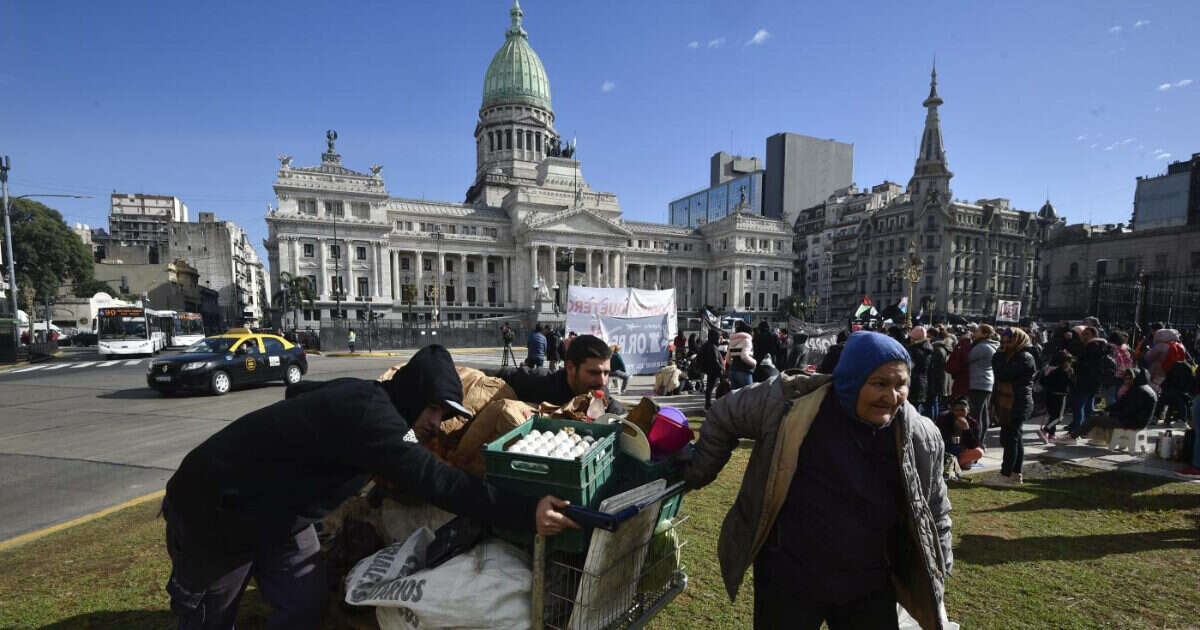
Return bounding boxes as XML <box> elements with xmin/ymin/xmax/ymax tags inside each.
<box><xmin>909</xmin><ymin>61</ymin><xmax>953</xmax><ymax>201</ymax></box>
<box><xmin>508</xmin><ymin>0</ymin><xmax>527</xmax><ymax>39</ymax></box>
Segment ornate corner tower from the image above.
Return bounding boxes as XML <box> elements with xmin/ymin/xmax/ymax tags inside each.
<box><xmin>467</xmin><ymin>0</ymin><xmax>560</xmax><ymax>206</ymax></box>
<box><xmin>908</xmin><ymin>63</ymin><xmax>954</xmax><ymax>202</ymax></box>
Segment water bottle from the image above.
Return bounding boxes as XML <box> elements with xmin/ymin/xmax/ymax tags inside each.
<box><xmin>1159</xmin><ymin>430</ymin><xmax>1175</xmax><ymax>460</ymax></box>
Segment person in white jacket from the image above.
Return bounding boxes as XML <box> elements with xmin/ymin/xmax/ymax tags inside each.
<box><xmin>727</xmin><ymin>331</ymin><xmax>757</xmax><ymax>389</ymax></box>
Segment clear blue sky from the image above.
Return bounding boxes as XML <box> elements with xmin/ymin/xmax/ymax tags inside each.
<box><xmin>4</xmin><ymin>0</ymin><xmax>1197</xmax><ymax>266</ymax></box>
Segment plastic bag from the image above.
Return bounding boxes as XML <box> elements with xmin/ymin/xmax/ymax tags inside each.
<box><xmin>345</xmin><ymin>528</ymin><xmax>532</xmax><ymax>630</ymax></box>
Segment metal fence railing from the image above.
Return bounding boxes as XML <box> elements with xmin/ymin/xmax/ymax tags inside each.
<box><xmin>311</xmin><ymin>319</ymin><xmax>531</xmax><ymax>352</ymax></box>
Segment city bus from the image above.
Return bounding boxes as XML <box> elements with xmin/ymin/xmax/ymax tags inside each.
<box><xmin>147</xmin><ymin>308</ymin><xmax>172</xmax><ymax>352</ymax></box>
<box><xmin>95</xmin><ymin>305</ymin><xmax>156</xmax><ymax>358</ymax></box>
<box><xmin>172</xmin><ymin>312</ymin><xmax>206</xmax><ymax>347</ymax></box>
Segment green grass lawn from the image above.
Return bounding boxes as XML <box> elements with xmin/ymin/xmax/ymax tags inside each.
<box><xmin>2</xmin><ymin>456</ymin><xmax>1199</xmax><ymax>629</ymax></box>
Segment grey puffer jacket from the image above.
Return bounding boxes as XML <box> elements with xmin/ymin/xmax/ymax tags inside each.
<box><xmin>685</xmin><ymin>372</ymin><xmax>953</xmax><ymax>630</ymax></box>
<box><xmin>968</xmin><ymin>338</ymin><xmax>999</xmax><ymax>392</ymax></box>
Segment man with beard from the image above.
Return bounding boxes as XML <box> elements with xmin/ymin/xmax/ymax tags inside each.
<box><xmin>499</xmin><ymin>333</ymin><xmax>625</xmax><ymax>414</ymax></box>
<box><xmin>161</xmin><ymin>345</ymin><xmax>577</xmax><ymax>629</ymax></box>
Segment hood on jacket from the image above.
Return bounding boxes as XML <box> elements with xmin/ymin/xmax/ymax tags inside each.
<box><xmin>1128</xmin><ymin>366</ymin><xmax>1151</xmax><ymax>388</ymax></box>
<box><xmin>729</xmin><ymin>332</ymin><xmax>754</xmax><ymax>350</ymax></box>
<box><xmin>383</xmin><ymin>345</ymin><xmax>470</xmax><ymax>422</ymax></box>
<box><xmin>833</xmin><ymin>331</ymin><xmax>912</xmax><ymax>414</ymax></box>
<box><xmin>1154</xmin><ymin>329</ymin><xmax>1181</xmax><ymax>344</ymax></box>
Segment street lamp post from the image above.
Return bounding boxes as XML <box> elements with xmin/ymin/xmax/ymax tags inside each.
<box><xmin>888</xmin><ymin>241</ymin><xmax>923</xmax><ymax>328</ymax></box>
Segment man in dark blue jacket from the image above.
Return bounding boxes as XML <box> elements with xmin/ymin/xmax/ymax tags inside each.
<box><xmin>162</xmin><ymin>345</ymin><xmax>576</xmax><ymax>629</ymax></box>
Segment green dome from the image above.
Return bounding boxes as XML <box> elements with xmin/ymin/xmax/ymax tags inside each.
<box><xmin>481</xmin><ymin>1</ymin><xmax>552</xmax><ymax>111</ymax></box>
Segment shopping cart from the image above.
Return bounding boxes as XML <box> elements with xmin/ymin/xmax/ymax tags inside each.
<box><xmin>530</xmin><ymin>483</ymin><xmax>689</xmax><ymax>630</ymax></box>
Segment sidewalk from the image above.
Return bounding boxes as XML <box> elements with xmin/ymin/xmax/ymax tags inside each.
<box><xmin>347</xmin><ymin>349</ymin><xmax>1198</xmax><ymax>484</ymax></box>
<box><xmin>617</xmin><ymin>375</ymin><xmax>1199</xmax><ymax>484</ymax></box>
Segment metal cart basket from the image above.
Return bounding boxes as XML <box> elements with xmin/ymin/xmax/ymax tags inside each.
<box><xmin>531</xmin><ymin>484</ymin><xmax>688</xmax><ymax>630</ymax></box>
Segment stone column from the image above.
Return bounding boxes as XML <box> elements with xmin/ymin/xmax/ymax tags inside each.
<box><xmin>318</xmin><ymin>239</ymin><xmax>328</xmax><ymax>298</ymax></box>
<box><xmin>503</xmin><ymin>256</ymin><xmax>511</xmax><ymax>305</ymax></box>
<box><xmin>414</xmin><ymin>249</ymin><xmax>424</xmax><ymax>305</ymax></box>
<box><xmin>683</xmin><ymin>268</ymin><xmax>690</xmax><ymax>310</ymax></box>
<box><xmin>584</xmin><ymin>248</ymin><xmax>592</xmax><ymax>287</ymax></box>
<box><xmin>529</xmin><ymin>244</ymin><xmax>538</xmax><ymax>289</ymax></box>
<box><xmin>459</xmin><ymin>253</ymin><xmax>468</xmax><ymax>306</ymax></box>
<box><xmin>374</xmin><ymin>243</ymin><xmax>383</xmax><ymax>298</ymax></box>
<box><xmin>618</xmin><ymin>253</ymin><xmax>625</xmax><ymax>288</ymax></box>
<box><xmin>437</xmin><ymin>252</ymin><xmax>445</xmax><ymax>311</ymax></box>
<box><xmin>550</xmin><ymin>245</ymin><xmax>560</xmax><ymax>290</ymax></box>
<box><xmin>389</xmin><ymin>250</ymin><xmax>397</xmax><ymax>300</ymax></box>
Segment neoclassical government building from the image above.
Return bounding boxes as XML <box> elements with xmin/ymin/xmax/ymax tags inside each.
<box><xmin>265</xmin><ymin>1</ymin><xmax>793</xmax><ymax>325</ymax></box>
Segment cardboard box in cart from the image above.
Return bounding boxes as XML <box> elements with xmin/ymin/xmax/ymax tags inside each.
<box><xmin>483</xmin><ymin>417</ymin><xmax>620</xmax><ymax>552</ymax></box>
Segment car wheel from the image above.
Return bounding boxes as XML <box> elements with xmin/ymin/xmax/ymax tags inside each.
<box><xmin>284</xmin><ymin>364</ymin><xmax>303</xmax><ymax>385</ymax></box>
<box><xmin>210</xmin><ymin>370</ymin><xmax>232</xmax><ymax>395</ymax></box>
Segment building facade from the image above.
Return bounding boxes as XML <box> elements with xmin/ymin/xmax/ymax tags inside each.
<box><xmin>765</xmin><ymin>133</ymin><xmax>854</xmax><ymax>228</ymax></box>
<box><xmin>1039</xmin><ymin>221</ymin><xmax>1200</xmax><ymax>325</ymax></box>
<box><xmin>169</xmin><ymin>213</ymin><xmax>268</xmax><ymax>327</ymax></box>
<box><xmin>1132</xmin><ymin>152</ymin><xmax>1200</xmax><ymax>231</ymax></box>
<box><xmin>108</xmin><ymin>193</ymin><xmax>189</xmax><ymax>255</ymax></box>
<box><xmin>792</xmin><ymin>67</ymin><xmax>1055</xmax><ymax>322</ymax></box>
<box><xmin>668</xmin><ymin>153</ymin><xmax>764</xmax><ymax>227</ymax></box>
<box><xmin>264</xmin><ymin>1</ymin><xmax>793</xmax><ymax>326</ymax></box>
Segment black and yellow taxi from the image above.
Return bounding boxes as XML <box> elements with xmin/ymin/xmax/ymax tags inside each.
<box><xmin>146</xmin><ymin>329</ymin><xmax>308</xmax><ymax>395</ymax></box>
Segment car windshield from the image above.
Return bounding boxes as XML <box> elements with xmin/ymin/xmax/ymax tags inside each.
<box><xmin>183</xmin><ymin>337</ymin><xmax>237</xmax><ymax>354</ymax></box>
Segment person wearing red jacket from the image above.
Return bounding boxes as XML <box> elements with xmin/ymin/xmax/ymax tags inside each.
<box><xmin>945</xmin><ymin>331</ymin><xmax>973</xmax><ymax>400</ymax></box>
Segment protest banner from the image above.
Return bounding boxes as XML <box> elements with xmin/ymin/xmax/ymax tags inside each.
<box><xmin>566</xmin><ymin>287</ymin><xmax>676</xmax><ymax>375</ymax></box>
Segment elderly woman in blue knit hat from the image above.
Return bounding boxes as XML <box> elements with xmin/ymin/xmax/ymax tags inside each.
<box><xmin>683</xmin><ymin>331</ymin><xmax>953</xmax><ymax>630</ymax></box>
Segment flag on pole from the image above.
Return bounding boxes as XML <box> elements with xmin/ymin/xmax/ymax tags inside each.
<box><xmin>854</xmin><ymin>296</ymin><xmax>877</xmax><ymax>319</ymax></box>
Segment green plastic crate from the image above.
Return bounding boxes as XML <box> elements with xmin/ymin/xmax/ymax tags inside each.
<box><xmin>614</xmin><ymin>452</ymin><xmax>684</xmax><ymax>522</ymax></box>
<box><xmin>483</xmin><ymin>417</ymin><xmax>620</xmax><ymax>552</ymax></box>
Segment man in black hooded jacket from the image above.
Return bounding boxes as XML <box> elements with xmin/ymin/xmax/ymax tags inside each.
<box><xmin>161</xmin><ymin>345</ymin><xmax>576</xmax><ymax>629</ymax></box>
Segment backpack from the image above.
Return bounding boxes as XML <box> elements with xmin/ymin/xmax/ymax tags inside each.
<box><xmin>1164</xmin><ymin>359</ymin><xmax>1196</xmax><ymax>393</ymax></box>
<box><xmin>1097</xmin><ymin>353</ymin><xmax>1120</xmax><ymax>387</ymax></box>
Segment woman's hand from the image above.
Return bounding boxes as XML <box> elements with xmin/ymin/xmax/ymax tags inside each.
<box><xmin>535</xmin><ymin>496</ymin><xmax>580</xmax><ymax>535</ymax></box>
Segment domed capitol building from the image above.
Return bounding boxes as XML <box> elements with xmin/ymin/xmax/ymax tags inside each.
<box><xmin>265</xmin><ymin>1</ymin><xmax>794</xmax><ymax>325</ymax></box>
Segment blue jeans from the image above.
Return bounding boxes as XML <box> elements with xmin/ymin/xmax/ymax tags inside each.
<box><xmin>1192</xmin><ymin>397</ymin><xmax>1200</xmax><ymax>468</ymax></box>
<box><xmin>1066</xmin><ymin>392</ymin><xmax>1096</xmax><ymax>437</ymax></box>
<box><xmin>730</xmin><ymin>369</ymin><xmax>753</xmax><ymax>389</ymax></box>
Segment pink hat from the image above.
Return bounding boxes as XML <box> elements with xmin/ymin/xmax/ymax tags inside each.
<box><xmin>909</xmin><ymin>326</ymin><xmax>927</xmax><ymax>342</ymax></box>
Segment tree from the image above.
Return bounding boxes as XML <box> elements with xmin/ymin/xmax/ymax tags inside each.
<box><xmin>778</xmin><ymin>295</ymin><xmax>804</xmax><ymax>321</ymax></box>
<box><xmin>10</xmin><ymin>199</ymin><xmax>94</xmax><ymax>308</ymax></box>
<box><xmin>273</xmin><ymin>272</ymin><xmax>316</xmax><ymax>330</ymax></box>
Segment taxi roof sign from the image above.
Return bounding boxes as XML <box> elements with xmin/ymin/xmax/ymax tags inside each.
<box><xmin>223</xmin><ymin>328</ymin><xmax>252</xmax><ymax>335</ymax></box>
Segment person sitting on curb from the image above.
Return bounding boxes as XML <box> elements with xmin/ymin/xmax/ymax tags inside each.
<box><xmin>498</xmin><ymin>334</ymin><xmax>625</xmax><ymax>414</ymax></box>
<box><xmin>161</xmin><ymin>345</ymin><xmax>577</xmax><ymax>629</ymax></box>
<box><xmin>935</xmin><ymin>397</ymin><xmax>983</xmax><ymax>475</ymax></box>
<box><xmin>1066</xmin><ymin>366</ymin><xmax>1157</xmax><ymax>440</ymax></box>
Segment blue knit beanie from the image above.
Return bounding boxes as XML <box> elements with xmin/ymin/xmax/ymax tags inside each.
<box><xmin>833</xmin><ymin>331</ymin><xmax>913</xmax><ymax>414</ymax></box>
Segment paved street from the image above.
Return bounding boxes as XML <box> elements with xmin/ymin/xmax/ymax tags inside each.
<box><xmin>0</xmin><ymin>347</ymin><xmax>504</xmax><ymax>543</ymax></box>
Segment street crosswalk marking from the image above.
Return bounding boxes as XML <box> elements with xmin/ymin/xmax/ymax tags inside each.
<box><xmin>10</xmin><ymin>365</ymin><xmax>47</xmax><ymax>373</ymax></box>
<box><xmin>69</xmin><ymin>361</ymin><xmax>98</xmax><ymax>369</ymax></box>
<box><xmin>41</xmin><ymin>363</ymin><xmax>75</xmax><ymax>371</ymax></box>
<box><xmin>97</xmin><ymin>360</ymin><xmax>122</xmax><ymax>367</ymax></box>
<box><xmin>123</xmin><ymin>359</ymin><xmax>142</xmax><ymax>366</ymax></box>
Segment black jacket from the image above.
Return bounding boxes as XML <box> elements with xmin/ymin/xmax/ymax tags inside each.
<box><xmin>1075</xmin><ymin>339</ymin><xmax>1111</xmax><ymax>394</ymax></box>
<box><xmin>818</xmin><ymin>343</ymin><xmax>845</xmax><ymax>374</ymax></box>
<box><xmin>699</xmin><ymin>340</ymin><xmax>723</xmax><ymax>376</ymax></box>
<box><xmin>546</xmin><ymin>332</ymin><xmax>561</xmax><ymax>361</ymax></box>
<box><xmin>753</xmin><ymin>330</ymin><xmax>781</xmax><ymax>366</ymax></box>
<box><xmin>164</xmin><ymin>379</ymin><xmax>538</xmax><ymax>552</ymax></box>
<box><xmin>497</xmin><ymin>367</ymin><xmax>625</xmax><ymax>414</ymax></box>
<box><xmin>1108</xmin><ymin>369</ymin><xmax>1158</xmax><ymax>429</ymax></box>
<box><xmin>929</xmin><ymin>339</ymin><xmax>953</xmax><ymax>399</ymax></box>
<box><xmin>907</xmin><ymin>340</ymin><xmax>934</xmax><ymax>405</ymax></box>
<box><xmin>993</xmin><ymin>347</ymin><xmax>1038</xmax><ymax>420</ymax></box>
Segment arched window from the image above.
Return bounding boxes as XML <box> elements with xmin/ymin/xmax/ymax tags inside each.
<box><xmin>488</xmin><ymin>132</ymin><xmax>494</xmax><ymax>152</ymax></box>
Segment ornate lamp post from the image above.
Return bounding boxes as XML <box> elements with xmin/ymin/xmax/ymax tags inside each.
<box><xmin>432</xmin><ymin>226</ymin><xmax>444</xmax><ymax>325</ymax></box>
<box><xmin>888</xmin><ymin>241</ymin><xmax>923</xmax><ymax>327</ymax></box>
